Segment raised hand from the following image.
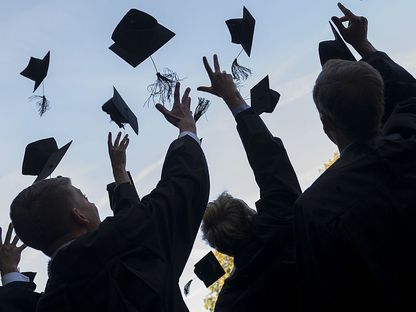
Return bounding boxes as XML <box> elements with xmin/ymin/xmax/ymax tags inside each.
<box><xmin>331</xmin><ymin>2</ymin><xmax>376</xmax><ymax>57</ymax></box>
<box><xmin>198</xmin><ymin>55</ymin><xmax>244</xmax><ymax>110</ymax></box>
<box><xmin>156</xmin><ymin>82</ymin><xmax>197</xmax><ymax>134</ymax></box>
<box><xmin>108</xmin><ymin>132</ymin><xmax>130</xmax><ymax>185</ymax></box>
<box><xmin>0</xmin><ymin>223</ymin><xmax>27</xmax><ymax>276</ymax></box>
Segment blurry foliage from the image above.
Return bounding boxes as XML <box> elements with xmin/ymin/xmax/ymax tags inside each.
<box><xmin>203</xmin><ymin>250</ymin><xmax>234</xmax><ymax>311</ymax></box>
<box><xmin>320</xmin><ymin>151</ymin><xmax>340</xmax><ymax>172</ymax></box>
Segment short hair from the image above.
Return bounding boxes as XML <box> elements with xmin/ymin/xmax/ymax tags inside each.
<box><xmin>313</xmin><ymin>59</ymin><xmax>384</xmax><ymax>141</ymax></box>
<box><xmin>10</xmin><ymin>177</ymin><xmax>76</xmax><ymax>253</ymax></box>
<box><xmin>201</xmin><ymin>192</ymin><xmax>256</xmax><ymax>256</ymax></box>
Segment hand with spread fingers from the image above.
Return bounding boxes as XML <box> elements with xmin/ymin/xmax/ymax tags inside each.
<box><xmin>0</xmin><ymin>223</ymin><xmax>27</xmax><ymax>276</ymax></box>
<box><xmin>156</xmin><ymin>82</ymin><xmax>197</xmax><ymax>134</ymax></box>
<box><xmin>332</xmin><ymin>2</ymin><xmax>376</xmax><ymax>57</ymax></box>
<box><xmin>198</xmin><ymin>55</ymin><xmax>245</xmax><ymax>111</ymax></box>
<box><xmin>108</xmin><ymin>132</ymin><xmax>130</xmax><ymax>185</ymax></box>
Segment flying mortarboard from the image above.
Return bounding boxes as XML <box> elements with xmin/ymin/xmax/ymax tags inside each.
<box><xmin>20</xmin><ymin>51</ymin><xmax>51</xmax><ymax>116</ymax></box>
<box><xmin>22</xmin><ymin>138</ymin><xmax>72</xmax><ymax>183</ymax></box>
<box><xmin>318</xmin><ymin>22</ymin><xmax>357</xmax><ymax>66</ymax></box>
<box><xmin>226</xmin><ymin>6</ymin><xmax>256</xmax><ymax>81</ymax></box>
<box><xmin>110</xmin><ymin>9</ymin><xmax>179</xmax><ymax>105</ymax></box>
<box><xmin>184</xmin><ymin>251</ymin><xmax>226</xmax><ymax>296</ymax></box>
<box><xmin>102</xmin><ymin>87</ymin><xmax>139</xmax><ymax>135</ymax></box>
<box><xmin>250</xmin><ymin>76</ymin><xmax>280</xmax><ymax>115</ymax></box>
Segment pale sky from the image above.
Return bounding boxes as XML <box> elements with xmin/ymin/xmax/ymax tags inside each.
<box><xmin>0</xmin><ymin>0</ymin><xmax>415</xmax><ymax>311</ymax></box>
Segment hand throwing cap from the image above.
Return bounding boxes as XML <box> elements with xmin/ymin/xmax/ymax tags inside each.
<box><xmin>319</xmin><ymin>22</ymin><xmax>356</xmax><ymax>66</ymax></box>
<box><xmin>22</xmin><ymin>138</ymin><xmax>72</xmax><ymax>183</ymax></box>
<box><xmin>102</xmin><ymin>87</ymin><xmax>139</xmax><ymax>135</ymax></box>
<box><xmin>226</xmin><ymin>6</ymin><xmax>255</xmax><ymax>57</ymax></box>
<box><xmin>20</xmin><ymin>51</ymin><xmax>50</xmax><ymax>92</ymax></box>
<box><xmin>110</xmin><ymin>9</ymin><xmax>175</xmax><ymax>67</ymax></box>
<box><xmin>250</xmin><ymin>75</ymin><xmax>280</xmax><ymax>114</ymax></box>
<box><xmin>194</xmin><ymin>251</ymin><xmax>226</xmax><ymax>288</ymax></box>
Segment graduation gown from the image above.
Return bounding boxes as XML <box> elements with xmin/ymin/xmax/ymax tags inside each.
<box><xmin>294</xmin><ymin>52</ymin><xmax>416</xmax><ymax>311</ymax></box>
<box><xmin>36</xmin><ymin>136</ymin><xmax>210</xmax><ymax>312</ymax></box>
<box><xmin>214</xmin><ymin>108</ymin><xmax>301</xmax><ymax>312</ymax></box>
<box><xmin>0</xmin><ymin>273</ymin><xmax>40</xmax><ymax>312</ymax></box>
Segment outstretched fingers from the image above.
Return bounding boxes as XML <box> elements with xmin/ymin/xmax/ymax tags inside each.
<box><xmin>213</xmin><ymin>54</ymin><xmax>221</xmax><ymax>73</ymax></box>
<box><xmin>338</xmin><ymin>3</ymin><xmax>355</xmax><ymax>18</ymax></box>
<box><xmin>4</xmin><ymin>223</ymin><xmax>13</xmax><ymax>245</ymax></box>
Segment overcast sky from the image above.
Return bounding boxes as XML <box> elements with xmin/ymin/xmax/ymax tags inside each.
<box><xmin>0</xmin><ymin>0</ymin><xmax>415</xmax><ymax>310</ymax></box>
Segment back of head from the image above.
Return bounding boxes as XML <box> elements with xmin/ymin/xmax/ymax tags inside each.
<box><xmin>201</xmin><ymin>192</ymin><xmax>256</xmax><ymax>256</ymax></box>
<box><xmin>313</xmin><ymin>59</ymin><xmax>384</xmax><ymax>142</ymax></box>
<box><xmin>10</xmin><ymin>177</ymin><xmax>76</xmax><ymax>254</ymax></box>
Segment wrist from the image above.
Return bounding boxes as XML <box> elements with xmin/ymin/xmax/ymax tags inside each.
<box><xmin>1</xmin><ymin>266</ymin><xmax>18</xmax><ymax>276</ymax></box>
<box><xmin>223</xmin><ymin>91</ymin><xmax>245</xmax><ymax>111</ymax></box>
<box><xmin>179</xmin><ymin>125</ymin><xmax>197</xmax><ymax>135</ymax></box>
<box><xmin>353</xmin><ymin>40</ymin><xmax>377</xmax><ymax>58</ymax></box>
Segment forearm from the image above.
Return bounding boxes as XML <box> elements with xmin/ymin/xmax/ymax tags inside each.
<box><xmin>353</xmin><ymin>40</ymin><xmax>377</xmax><ymax>59</ymax></box>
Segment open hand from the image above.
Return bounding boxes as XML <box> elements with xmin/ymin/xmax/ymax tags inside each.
<box><xmin>108</xmin><ymin>132</ymin><xmax>130</xmax><ymax>184</ymax></box>
<box><xmin>156</xmin><ymin>82</ymin><xmax>196</xmax><ymax>134</ymax></box>
<box><xmin>198</xmin><ymin>55</ymin><xmax>244</xmax><ymax>110</ymax></box>
<box><xmin>0</xmin><ymin>223</ymin><xmax>27</xmax><ymax>276</ymax></box>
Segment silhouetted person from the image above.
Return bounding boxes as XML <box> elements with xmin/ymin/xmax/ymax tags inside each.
<box><xmin>294</xmin><ymin>4</ymin><xmax>416</xmax><ymax>311</ymax></box>
<box><xmin>10</xmin><ymin>83</ymin><xmax>210</xmax><ymax>312</ymax></box>
<box><xmin>199</xmin><ymin>55</ymin><xmax>301</xmax><ymax>312</ymax></box>
<box><xmin>0</xmin><ymin>223</ymin><xmax>40</xmax><ymax>312</ymax></box>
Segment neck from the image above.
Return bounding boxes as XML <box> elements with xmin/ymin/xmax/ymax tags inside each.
<box><xmin>45</xmin><ymin>231</ymin><xmax>84</xmax><ymax>257</ymax></box>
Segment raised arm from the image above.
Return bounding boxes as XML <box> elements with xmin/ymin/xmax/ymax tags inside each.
<box><xmin>199</xmin><ymin>55</ymin><xmax>301</xmax><ymax>226</ymax></box>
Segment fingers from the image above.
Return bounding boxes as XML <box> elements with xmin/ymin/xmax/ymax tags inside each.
<box><xmin>202</xmin><ymin>56</ymin><xmax>214</xmax><ymax>78</ymax></box>
<box><xmin>114</xmin><ymin>132</ymin><xmax>122</xmax><ymax>148</ymax></box>
<box><xmin>155</xmin><ymin>104</ymin><xmax>181</xmax><ymax>123</ymax></box>
<box><xmin>337</xmin><ymin>3</ymin><xmax>355</xmax><ymax>18</ymax></box>
<box><xmin>11</xmin><ymin>235</ymin><xmax>19</xmax><ymax>246</ymax></box>
<box><xmin>5</xmin><ymin>223</ymin><xmax>13</xmax><ymax>245</ymax></box>
<box><xmin>213</xmin><ymin>54</ymin><xmax>221</xmax><ymax>73</ymax></box>
<box><xmin>331</xmin><ymin>16</ymin><xmax>347</xmax><ymax>34</ymax></box>
<box><xmin>0</xmin><ymin>227</ymin><xmax>2</xmax><ymax>246</ymax></box>
<box><xmin>119</xmin><ymin>134</ymin><xmax>129</xmax><ymax>151</ymax></box>
<box><xmin>108</xmin><ymin>132</ymin><xmax>113</xmax><ymax>149</ymax></box>
<box><xmin>174</xmin><ymin>82</ymin><xmax>180</xmax><ymax>103</ymax></box>
<box><xmin>18</xmin><ymin>244</ymin><xmax>27</xmax><ymax>252</ymax></box>
<box><xmin>182</xmin><ymin>87</ymin><xmax>191</xmax><ymax>106</ymax></box>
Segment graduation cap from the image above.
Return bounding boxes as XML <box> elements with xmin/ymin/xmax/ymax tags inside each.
<box><xmin>184</xmin><ymin>251</ymin><xmax>226</xmax><ymax>296</ymax></box>
<box><xmin>110</xmin><ymin>9</ymin><xmax>179</xmax><ymax>105</ymax></box>
<box><xmin>22</xmin><ymin>138</ymin><xmax>72</xmax><ymax>183</ymax></box>
<box><xmin>102</xmin><ymin>87</ymin><xmax>139</xmax><ymax>135</ymax></box>
<box><xmin>226</xmin><ymin>6</ymin><xmax>255</xmax><ymax>81</ymax></box>
<box><xmin>318</xmin><ymin>22</ymin><xmax>357</xmax><ymax>66</ymax></box>
<box><xmin>193</xmin><ymin>97</ymin><xmax>210</xmax><ymax>122</ymax></box>
<box><xmin>20</xmin><ymin>51</ymin><xmax>51</xmax><ymax>116</ymax></box>
<box><xmin>250</xmin><ymin>75</ymin><xmax>280</xmax><ymax>115</ymax></box>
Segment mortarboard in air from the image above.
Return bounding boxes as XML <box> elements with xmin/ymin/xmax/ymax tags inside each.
<box><xmin>102</xmin><ymin>87</ymin><xmax>139</xmax><ymax>135</ymax></box>
<box><xmin>184</xmin><ymin>251</ymin><xmax>226</xmax><ymax>296</ymax></box>
<box><xmin>22</xmin><ymin>138</ymin><xmax>72</xmax><ymax>183</ymax></box>
<box><xmin>20</xmin><ymin>51</ymin><xmax>51</xmax><ymax>116</ymax></box>
<box><xmin>194</xmin><ymin>97</ymin><xmax>210</xmax><ymax>122</ymax></box>
<box><xmin>318</xmin><ymin>22</ymin><xmax>357</xmax><ymax>66</ymax></box>
<box><xmin>226</xmin><ymin>6</ymin><xmax>255</xmax><ymax>82</ymax></box>
<box><xmin>250</xmin><ymin>75</ymin><xmax>280</xmax><ymax>115</ymax></box>
<box><xmin>110</xmin><ymin>9</ymin><xmax>179</xmax><ymax>106</ymax></box>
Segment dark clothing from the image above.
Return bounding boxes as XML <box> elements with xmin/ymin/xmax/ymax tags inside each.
<box><xmin>36</xmin><ymin>136</ymin><xmax>210</xmax><ymax>312</ymax></box>
<box><xmin>295</xmin><ymin>52</ymin><xmax>416</xmax><ymax>311</ymax></box>
<box><xmin>0</xmin><ymin>273</ymin><xmax>40</xmax><ymax>312</ymax></box>
<box><xmin>214</xmin><ymin>108</ymin><xmax>301</xmax><ymax>312</ymax></box>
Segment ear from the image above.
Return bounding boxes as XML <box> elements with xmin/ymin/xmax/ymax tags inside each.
<box><xmin>320</xmin><ymin>115</ymin><xmax>338</xmax><ymax>145</ymax></box>
<box><xmin>71</xmin><ymin>208</ymin><xmax>90</xmax><ymax>226</ymax></box>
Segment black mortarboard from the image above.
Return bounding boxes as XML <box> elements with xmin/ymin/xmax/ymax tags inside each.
<box><xmin>319</xmin><ymin>22</ymin><xmax>356</xmax><ymax>66</ymax></box>
<box><xmin>20</xmin><ymin>51</ymin><xmax>50</xmax><ymax>92</ymax></box>
<box><xmin>22</xmin><ymin>138</ymin><xmax>72</xmax><ymax>183</ymax></box>
<box><xmin>194</xmin><ymin>251</ymin><xmax>226</xmax><ymax>288</ymax></box>
<box><xmin>250</xmin><ymin>76</ymin><xmax>280</xmax><ymax>115</ymax></box>
<box><xmin>102</xmin><ymin>87</ymin><xmax>139</xmax><ymax>135</ymax></box>
<box><xmin>226</xmin><ymin>7</ymin><xmax>255</xmax><ymax>57</ymax></box>
<box><xmin>110</xmin><ymin>9</ymin><xmax>175</xmax><ymax>68</ymax></box>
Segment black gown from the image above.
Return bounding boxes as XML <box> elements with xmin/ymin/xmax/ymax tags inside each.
<box><xmin>294</xmin><ymin>52</ymin><xmax>416</xmax><ymax>311</ymax></box>
<box><xmin>36</xmin><ymin>136</ymin><xmax>210</xmax><ymax>312</ymax></box>
<box><xmin>214</xmin><ymin>108</ymin><xmax>301</xmax><ymax>312</ymax></box>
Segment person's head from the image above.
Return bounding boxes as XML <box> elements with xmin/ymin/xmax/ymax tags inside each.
<box><xmin>313</xmin><ymin>59</ymin><xmax>384</xmax><ymax>148</ymax></box>
<box><xmin>10</xmin><ymin>177</ymin><xmax>100</xmax><ymax>256</ymax></box>
<box><xmin>201</xmin><ymin>192</ymin><xmax>256</xmax><ymax>257</ymax></box>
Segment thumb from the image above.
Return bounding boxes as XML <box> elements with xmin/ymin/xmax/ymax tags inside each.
<box><xmin>155</xmin><ymin>104</ymin><xmax>180</xmax><ymax>123</ymax></box>
<box><xmin>197</xmin><ymin>86</ymin><xmax>214</xmax><ymax>94</ymax></box>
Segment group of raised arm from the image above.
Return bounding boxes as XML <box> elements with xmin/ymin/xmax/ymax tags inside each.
<box><xmin>2</xmin><ymin>2</ymin><xmax>416</xmax><ymax>312</ymax></box>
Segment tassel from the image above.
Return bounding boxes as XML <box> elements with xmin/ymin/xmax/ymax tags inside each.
<box><xmin>231</xmin><ymin>58</ymin><xmax>252</xmax><ymax>82</ymax></box>
<box><xmin>184</xmin><ymin>279</ymin><xmax>194</xmax><ymax>297</ymax></box>
<box><xmin>194</xmin><ymin>97</ymin><xmax>210</xmax><ymax>122</ymax></box>
<box><xmin>146</xmin><ymin>68</ymin><xmax>180</xmax><ymax>106</ymax></box>
<box><xmin>29</xmin><ymin>95</ymin><xmax>49</xmax><ymax>116</ymax></box>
